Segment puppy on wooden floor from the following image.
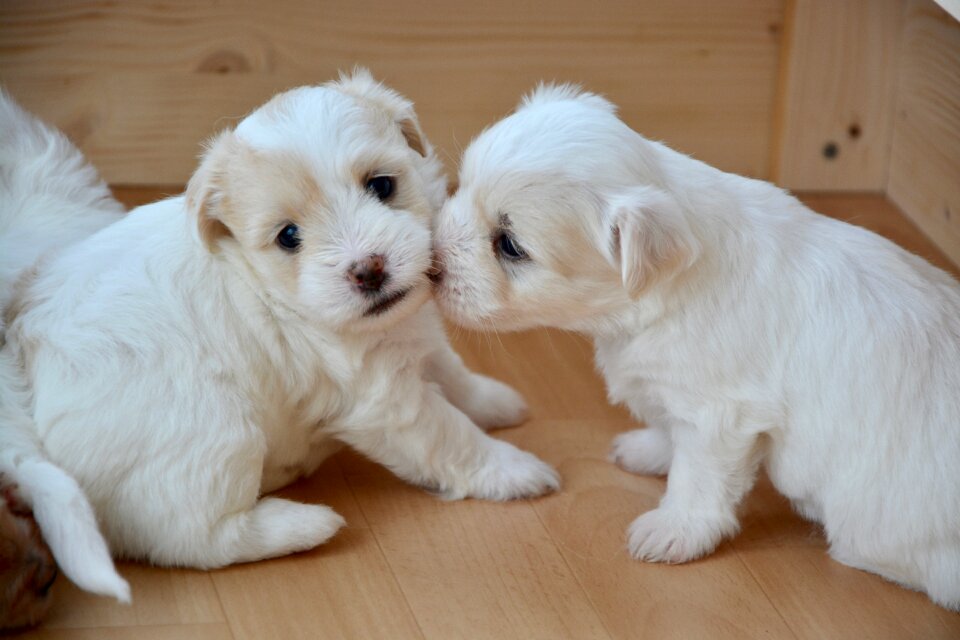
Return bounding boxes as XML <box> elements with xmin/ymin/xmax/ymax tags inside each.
<box><xmin>0</xmin><ymin>70</ymin><xmax>558</xmax><ymax>571</ymax></box>
<box><xmin>431</xmin><ymin>85</ymin><xmax>960</xmax><ymax>610</ymax></box>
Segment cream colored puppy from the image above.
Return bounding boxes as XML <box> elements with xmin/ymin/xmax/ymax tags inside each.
<box><xmin>1</xmin><ymin>71</ymin><xmax>558</xmax><ymax>570</ymax></box>
<box><xmin>432</xmin><ymin>85</ymin><xmax>960</xmax><ymax>610</ymax></box>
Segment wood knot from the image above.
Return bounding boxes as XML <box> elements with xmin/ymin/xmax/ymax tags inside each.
<box><xmin>196</xmin><ymin>50</ymin><xmax>251</xmax><ymax>74</ymax></box>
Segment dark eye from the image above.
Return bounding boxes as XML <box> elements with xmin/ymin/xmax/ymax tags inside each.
<box><xmin>366</xmin><ymin>175</ymin><xmax>395</xmax><ymax>202</ymax></box>
<box><xmin>495</xmin><ymin>232</ymin><xmax>528</xmax><ymax>261</ymax></box>
<box><xmin>276</xmin><ymin>224</ymin><xmax>301</xmax><ymax>251</ymax></box>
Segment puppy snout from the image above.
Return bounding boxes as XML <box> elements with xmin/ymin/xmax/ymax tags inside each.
<box><xmin>427</xmin><ymin>249</ymin><xmax>444</xmax><ymax>285</ymax></box>
<box><xmin>348</xmin><ymin>255</ymin><xmax>387</xmax><ymax>293</ymax></box>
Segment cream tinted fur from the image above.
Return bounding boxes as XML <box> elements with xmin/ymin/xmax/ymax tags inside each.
<box><xmin>1</xmin><ymin>71</ymin><xmax>558</xmax><ymax>570</ymax></box>
<box><xmin>433</xmin><ymin>85</ymin><xmax>960</xmax><ymax>611</ymax></box>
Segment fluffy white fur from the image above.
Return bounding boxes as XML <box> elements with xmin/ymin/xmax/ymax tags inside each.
<box><xmin>432</xmin><ymin>85</ymin><xmax>960</xmax><ymax>610</ymax></box>
<box><xmin>0</xmin><ymin>71</ymin><xmax>558</xmax><ymax>571</ymax></box>
<box><xmin>0</xmin><ymin>90</ymin><xmax>130</xmax><ymax>602</ymax></box>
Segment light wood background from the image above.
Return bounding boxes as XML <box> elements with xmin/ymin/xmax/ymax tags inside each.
<box><xmin>772</xmin><ymin>0</ymin><xmax>903</xmax><ymax>191</ymax></box>
<box><xmin>2</xmin><ymin>0</ymin><xmax>958</xmax><ymax>263</ymax></box>
<box><xmin>17</xmin><ymin>191</ymin><xmax>960</xmax><ymax>640</ymax></box>
<box><xmin>888</xmin><ymin>0</ymin><xmax>960</xmax><ymax>270</ymax></box>
<box><xmin>0</xmin><ymin>0</ymin><xmax>783</xmax><ymax>183</ymax></box>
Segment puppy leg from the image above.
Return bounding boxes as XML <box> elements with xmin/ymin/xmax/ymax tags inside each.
<box><xmin>609</xmin><ymin>426</ymin><xmax>673</xmax><ymax>475</ymax></box>
<box><xmin>197</xmin><ymin>498</ymin><xmax>345</xmax><ymax>567</ymax></box>
<box><xmin>627</xmin><ymin>411</ymin><xmax>761</xmax><ymax>563</ymax></box>
<box><xmin>143</xmin><ymin>492</ymin><xmax>345</xmax><ymax>569</ymax></box>
<box><xmin>338</xmin><ymin>386</ymin><xmax>557</xmax><ymax>500</ymax></box>
<box><xmin>113</xmin><ymin>433</ymin><xmax>344</xmax><ymax>568</ymax></box>
<box><xmin>425</xmin><ymin>342</ymin><xmax>528</xmax><ymax>429</ymax></box>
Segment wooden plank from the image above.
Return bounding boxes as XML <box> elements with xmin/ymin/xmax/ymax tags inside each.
<box><xmin>0</xmin><ymin>0</ymin><xmax>783</xmax><ymax>185</ymax></box>
<box><xmin>773</xmin><ymin>0</ymin><xmax>903</xmax><ymax>190</ymax></box>
<box><xmin>344</xmin><ymin>467</ymin><xmax>611</xmax><ymax>640</ymax></box>
<box><xmin>210</xmin><ymin>462</ymin><xmax>426</xmax><ymax>640</ymax></box>
<box><xmin>888</xmin><ymin>0</ymin><xmax>960</xmax><ymax>266</ymax></box>
<box><xmin>24</xmin><ymin>623</ymin><xmax>234</xmax><ymax>640</ymax></box>
<box><xmin>444</xmin><ymin>329</ymin><xmax>628</xmax><ymax>422</ymax></box>
<box><xmin>39</xmin><ymin>566</ymin><xmax>224</xmax><ymax>630</ymax></box>
<box><xmin>492</xmin><ymin>417</ymin><xmax>796</xmax><ymax>640</ymax></box>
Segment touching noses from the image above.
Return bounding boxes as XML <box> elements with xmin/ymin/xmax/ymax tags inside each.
<box><xmin>427</xmin><ymin>249</ymin><xmax>444</xmax><ymax>285</ymax></box>
<box><xmin>348</xmin><ymin>255</ymin><xmax>387</xmax><ymax>293</ymax></box>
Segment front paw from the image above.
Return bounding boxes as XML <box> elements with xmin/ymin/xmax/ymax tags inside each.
<box><xmin>467</xmin><ymin>440</ymin><xmax>559</xmax><ymax>500</ymax></box>
<box><xmin>609</xmin><ymin>428</ymin><xmax>672</xmax><ymax>476</ymax></box>
<box><xmin>627</xmin><ymin>508</ymin><xmax>734</xmax><ymax>563</ymax></box>
<box><xmin>462</xmin><ymin>375</ymin><xmax>529</xmax><ymax>430</ymax></box>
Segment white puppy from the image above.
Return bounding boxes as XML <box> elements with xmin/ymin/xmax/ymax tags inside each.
<box><xmin>1</xmin><ymin>71</ymin><xmax>558</xmax><ymax>570</ymax></box>
<box><xmin>432</xmin><ymin>85</ymin><xmax>960</xmax><ymax>610</ymax></box>
<box><xmin>0</xmin><ymin>91</ymin><xmax>130</xmax><ymax>602</ymax></box>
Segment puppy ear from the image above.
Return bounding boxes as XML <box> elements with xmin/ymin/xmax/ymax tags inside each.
<box><xmin>601</xmin><ymin>186</ymin><xmax>699</xmax><ymax>296</ymax></box>
<box><xmin>185</xmin><ymin>131</ymin><xmax>235</xmax><ymax>252</ymax></box>
<box><xmin>330</xmin><ymin>67</ymin><xmax>429</xmax><ymax>157</ymax></box>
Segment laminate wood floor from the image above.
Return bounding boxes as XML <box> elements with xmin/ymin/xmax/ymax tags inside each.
<box><xmin>15</xmin><ymin>192</ymin><xmax>960</xmax><ymax>640</ymax></box>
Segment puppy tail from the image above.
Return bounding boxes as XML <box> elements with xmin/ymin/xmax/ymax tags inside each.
<box><xmin>0</xmin><ymin>355</ymin><xmax>131</xmax><ymax>603</ymax></box>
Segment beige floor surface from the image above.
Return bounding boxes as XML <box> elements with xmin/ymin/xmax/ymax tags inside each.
<box><xmin>15</xmin><ymin>192</ymin><xmax>960</xmax><ymax>640</ymax></box>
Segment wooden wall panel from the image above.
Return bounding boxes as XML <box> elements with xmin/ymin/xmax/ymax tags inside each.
<box><xmin>888</xmin><ymin>0</ymin><xmax>960</xmax><ymax>265</ymax></box>
<box><xmin>772</xmin><ymin>0</ymin><xmax>903</xmax><ymax>191</ymax></box>
<box><xmin>0</xmin><ymin>0</ymin><xmax>783</xmax><ymax>185</ymax></box>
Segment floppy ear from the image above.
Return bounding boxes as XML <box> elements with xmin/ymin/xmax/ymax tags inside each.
<box><xmin>330</xmin><ymin>67</ymin><xmax>429</xmax><ymax>157</ymax></box>
<box><xmin>601</xmin><ymin>186</ymin><xmax>700</xmax><ymax>296</ymax></box>
<box><xmin>185</xmin><ymin>131</ymin><xmax>236</xmax><ymax>252</ymax></box>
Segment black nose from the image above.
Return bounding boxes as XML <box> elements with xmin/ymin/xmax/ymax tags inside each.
<box><xmin>349</xmin><ymin>255</ymin><xmax>387</xmax><ymax>292</ymax></box>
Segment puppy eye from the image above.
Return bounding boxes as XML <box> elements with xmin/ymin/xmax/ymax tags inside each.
<box><xmin>495</xmin><ymin>232</ymin><xmax>528</xmax><ymax>261</ymax></box>
<box><xmin>366</xmin><ymin>175</ymin><xmax>395</xmax><ymax>202</ymax></box>
<box><xmin>276</xmin><ymin>224</ymin><xmax>301</xmax><ymax>251</ymax></box>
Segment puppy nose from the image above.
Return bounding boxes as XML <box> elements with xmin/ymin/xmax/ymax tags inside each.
<box><xmin>349</xmin><ymin>255</ymin><xmax>387</xmax><ymax>292</ymax></box>
<box><xmin>427</xmin><ymin>249</ymin><xmax>444</xmax><ymax>285</ymax></box>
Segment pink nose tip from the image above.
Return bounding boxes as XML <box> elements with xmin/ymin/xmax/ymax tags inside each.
<box><xmin>349</xmin><ymin>255</ymin><xmax>386</xmax><ymax>292</ymax></box>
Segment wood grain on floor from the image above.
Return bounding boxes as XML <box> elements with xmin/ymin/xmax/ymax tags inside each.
<box><xmin>16</xmin><ymin>192</ymin><xmax>960</xmax><ymax>640</ymax></box>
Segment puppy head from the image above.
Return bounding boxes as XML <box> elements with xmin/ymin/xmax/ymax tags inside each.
<box><xmin>186</xmin><ymin>69</ymin><xmax>447</xmax><ymax>331</ymax></box>
<box><xmin>432</xmin><ymin>85</ymin><xmax>699</xmax><ymax>332</ymax></box>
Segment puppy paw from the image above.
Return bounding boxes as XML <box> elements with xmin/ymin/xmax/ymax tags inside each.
<box><xmin>467</xmin><ymin>440</ymin><xmax>559</xmax><ymax>500</ymax></box>
<box><xmin>461</xmin><ymin>375</ymin><xmax>529</xmax><ymax>430</ymax></box>
<box><xmin>609</xmin><ymin>428</ymin><xmax>672</xmax><ymax>476</ymax></box>
<box><xmin>626</xmin><ymin>508</ymin><xmax>733</xmax><ymax>563</ymax></box>
<box><xmin>243</xmin><ymin>499</ymin><xmax>346</xmax><ymax>560</ymax></box>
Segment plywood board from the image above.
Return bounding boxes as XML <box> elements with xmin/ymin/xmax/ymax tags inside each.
<box><xmin>773</xmin><ymin>0</ymin><xmax>903</xmax><ymax>190</ymax></box>
<box><xmin>888</xmin><ymin>0</ymin><xmax>960</xmax><ymax>266</ymax></box>
<box><xmin>0</xmin><ymin>0</ymin><xmax>783</xmax><ymax>184</ymax></box>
